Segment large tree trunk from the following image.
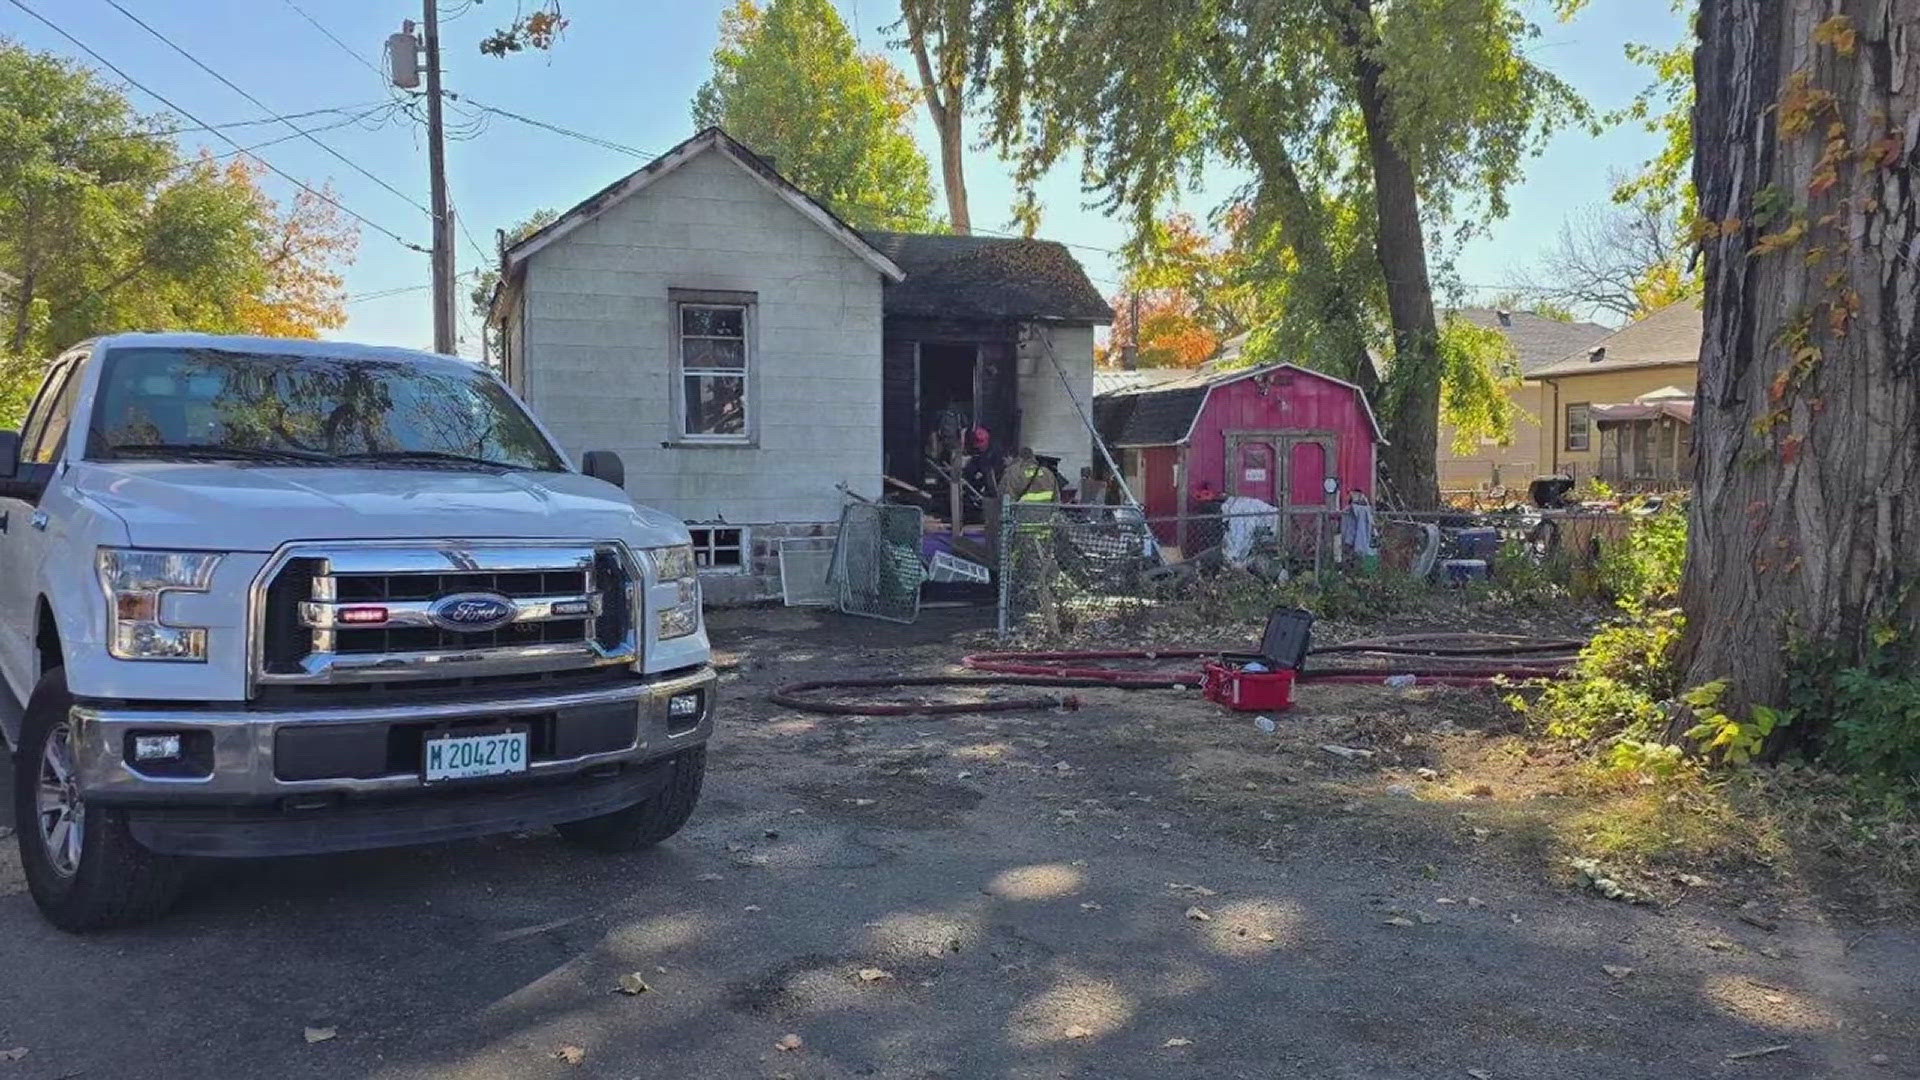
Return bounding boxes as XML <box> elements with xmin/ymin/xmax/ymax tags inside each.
<box><xmin>1343</xmin><ymin>0</ymin><xmax>1443</xmax><ymax>510</ymax></box>
<box><xmin>932</xmin><ymin>101</ymin><xmax>972</xmax><ymax>234</ymax></box>
<box><xmin>1679</xmin><ymin>0</ymin><xmax>1920</xmax><ymax>711</ymax></box>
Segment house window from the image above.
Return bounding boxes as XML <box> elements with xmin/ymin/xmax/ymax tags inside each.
<box><xmin>1565</xmin><ymin>403</ymin><xmax>1591</xmax><ymax>452</ymax></box>
<box><xmin>675</xmin><ymin>300</ymin><xmax>751</xmax><ymax>441</ymax></box>
<box><xmin>689</xmin><ymin>527</ymin><xmax>747</xmax><ymax>572</ymax></box>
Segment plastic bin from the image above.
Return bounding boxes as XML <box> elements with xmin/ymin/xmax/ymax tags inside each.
<box><xmin>927</xmin><ymin>550</ymin><xmax>992</xmax><ymax>583</ymax></box>
<box><xmin>1441</xmin><ymin>558</ymin><xmax>1489</xmax><ymax>584</ymax></box>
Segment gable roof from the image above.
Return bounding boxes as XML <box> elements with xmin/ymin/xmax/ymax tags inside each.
<box><xmin>500</xmin><ymin>127</ymin><xmax>904</xmax><ymax>282</ymax></box>
<box><xmin>864</xmin><ymin>231</ymin><xmax>1113</xmax><ymax>323</ymax></box>
<box><xmin>1527</xmin><ymin>301</ymin><xmax>1702</xmax><ymax>379</ymax></box>
<box><xmin>1450</xmin><ymin>308</ymin><xmax>1613</xmax><ymax>374</ymax></box>
<box><xmin>1094</xmin><ymin>362</ymin><xmax>1386</xmax><ymax>448</ymax></box>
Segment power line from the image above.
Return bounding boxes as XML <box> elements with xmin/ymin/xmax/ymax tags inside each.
<box><xmin>69</xmin><ymin>102</ymin><xmax>389</xmax><ymax>147</ymax></box>
<box><xmin>448</xmin><ymin>93</ymin><xmax>657</xmax><ymax>157</ymax></box>
<box><xmin>172</xmin><ymin>102</ymin><xmax>400</xmax><ymax>174</ymax></box>
<box><xmin>277</xmin><ymin>0</ymin><xmax>384</xmax><ymax>78</ymax></box>
<box><xmin>102</xmin><ymin>0</ymin><xmax>433</xmax><ymax>219</ymax></box>
<box><xmin>6</xmin><ymin>0</ymin><xmax>428</xmax><ymax>254</ymax></box>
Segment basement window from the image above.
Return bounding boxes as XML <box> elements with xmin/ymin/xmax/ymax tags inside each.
<box><xmin>689</xmin><ymin>527</ymin><xmax>747</xmax><ymax>573</ymax></box>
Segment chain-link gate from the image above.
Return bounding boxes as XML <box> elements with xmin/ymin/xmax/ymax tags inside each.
<box><xmin>827</xmin><ymin>501</ymin><xmax>926</xmax><ymax>623</ymax></box>
<box><xmin>997</xmin><ymin>500</ymin><xmax>1158</xmax><ymax>636</ymax></box>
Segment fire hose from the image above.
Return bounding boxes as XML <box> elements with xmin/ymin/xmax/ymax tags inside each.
<box><xmin>769</xmin><ymin>634</ymin><xmax>1581</xmax><ymax>716</ymax></box>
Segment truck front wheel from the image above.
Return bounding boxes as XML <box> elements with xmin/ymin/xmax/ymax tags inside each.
<box><xmin>555</xmin><ymin>747</ymin><xmax>705</xmax><ymax>852</ymax></box>
<box><xmin>13</xmin><ymin>669</ymin><xmax>188</xmax><ymax>931</ymax></box>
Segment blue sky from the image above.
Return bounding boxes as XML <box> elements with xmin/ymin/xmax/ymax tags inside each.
<box><xmin>3</xmin><ymin>0</ymin><xmax>1689</xmax><ymax>355</ymax></box>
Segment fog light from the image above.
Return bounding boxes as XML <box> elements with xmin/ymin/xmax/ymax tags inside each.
<box><xmin>668</xmin><ymin>693</ymin><xmax>702</xmax><ymax>720</ymax></box>
<box><xmin>133</xmin><ymin>733</ymin><xmax>183</xmax><ymax>762</ymax></box>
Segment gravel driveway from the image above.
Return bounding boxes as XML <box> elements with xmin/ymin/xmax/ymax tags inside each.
<box><xmin>0</xmin><ymin>605</ymin><xmax>1913</xmax><ymax>1079</ymax></box>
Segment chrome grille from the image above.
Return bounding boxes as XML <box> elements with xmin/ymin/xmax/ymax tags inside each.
<box><xmin>254</xmin><ymin>543</ymin><xmax>637</xmax><ymax>687</ymax></box>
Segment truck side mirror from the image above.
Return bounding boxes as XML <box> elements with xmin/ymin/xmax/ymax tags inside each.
<box><xmin>0</xmin><ymin>431</ymin><xmax>18</xmax><ymax>481</ymax></box>
<box><xmin>581</xmin><ymin>449</ymin><xmax>625</xmax><ymax>489</ymax></box>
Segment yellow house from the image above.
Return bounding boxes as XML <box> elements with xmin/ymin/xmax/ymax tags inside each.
<box><xmin>1525</xmin><ymin>301</ymin><xmax>1702</xmax><ymax>487</ymax></box>
<box><xmin>1437</xmin><ymin>308</ymin><xmax>1611</xmax><ymax>491</ymax></box>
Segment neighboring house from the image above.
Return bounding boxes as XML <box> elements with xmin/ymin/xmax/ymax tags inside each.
<box><xmin>1436</xmin><ymin>308</ymin><xmax>1612</xmax><ymax>491</ymax></box>
<box><xmin>489</xmin><ymin>127</ymin><xmax>1110</xmax><ymax>602</ymax></box>
<box><xmin>1093</xmin><ymin>363</ymin><xmax>1384</xmax><ymax>552</ymax></box>
<box><xmin>1525</xmin><ymin>300</ymin><xmax>1703</xmax><ymax>488</ymax></box>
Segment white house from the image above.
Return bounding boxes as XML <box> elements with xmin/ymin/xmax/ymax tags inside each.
<box><xmin>490</xmin><ymin>128</ymin><xmax>1111</xmax><ymax>602</ymax></box>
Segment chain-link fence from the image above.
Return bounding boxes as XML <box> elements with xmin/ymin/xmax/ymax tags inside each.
<box><xmin>827</xmin><ymin>501</ymin><xmax>926</xmax><ymax>623</ymax></box>
<box><xmin>995</xmin><ymin>500</ymin><xmax>1638</xmax><ymax>639</ymax></box>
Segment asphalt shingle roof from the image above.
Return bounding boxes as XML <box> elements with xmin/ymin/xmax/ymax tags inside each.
<box><xmin>1451</xmin><ymin>308</ymin><xmax>1613</xmax><ymax>374</ymax></box>
<box><xmin>864</xmin><ymin>231</ymin><xmax>1114</xmax><ymax>324</ymax></box>
<box><xmin>1527</xmin><ymin>301</ymin><xmax>1703</xmax><ymax>379</ymax></box>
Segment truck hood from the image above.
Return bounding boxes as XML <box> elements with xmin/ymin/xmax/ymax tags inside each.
<box><xmin>76</xmin><ymin>462</ymin><xmax>687</xmax><ymax>552</ymax></box>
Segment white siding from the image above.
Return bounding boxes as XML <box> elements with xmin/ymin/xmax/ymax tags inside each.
<box><xmin>1017</xmin><ymin>323</ymin><xmax>1096</xmax><ymax>486</ymax></box>
<box><xmin>519</xmin><ymin>149</ymin><xmax>885</xmax><ymax>524</ymax></box>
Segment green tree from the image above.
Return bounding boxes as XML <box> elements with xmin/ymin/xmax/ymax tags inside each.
<box><xmin>0</xmin><ymin>41</ymin><xmax>356</xmax><ymax>423</ymax></box>
<box><xmin>971</xmin><ymin>0</ymin><xmax>1586</xmax><ymax>507</ymax></box>
<box><xmin>895</xmin><ymin>0</ymin><xmax>974</xmax><ymax>232</ymax></box>
<box><xmin>692</xmin><ymin>0</ymin><xmax>937</xmax><ymax>231</ymax></box>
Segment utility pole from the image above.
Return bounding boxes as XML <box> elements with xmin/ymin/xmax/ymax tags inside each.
<box><xmin>422</xmin><ymin>0</ymin><xmax>455</xmax><ymax>354</ymax></box>
<box><xmin>1121</xmin><ymin>291</ymin><xmax>1141</xmax><ymax>370</ymax></box>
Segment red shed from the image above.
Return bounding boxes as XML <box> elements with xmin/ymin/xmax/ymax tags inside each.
<box><xmin>1094</xmin><ymin>362</ymin><xmax>1385</xmax><ymax>550</ymax></box>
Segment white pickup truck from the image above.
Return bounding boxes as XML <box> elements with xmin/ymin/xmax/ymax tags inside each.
<box><xmin>0</xmin><ymin>333</ymin><xmax>715</xmax><ymax>930</ymax></box>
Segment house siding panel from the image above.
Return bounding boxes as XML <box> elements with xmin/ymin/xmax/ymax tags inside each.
<box><xmin>519</xmin><ymin>149</ymin><xmax>885</xmax><ymax>525</ymax></box>
<box><xmin>1017</xmin><ymin>324</ymin><xmax>1096</xmax><ymax>486</ymax></box>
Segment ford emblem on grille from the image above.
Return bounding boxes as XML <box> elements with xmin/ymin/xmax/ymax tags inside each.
<box><xmin>429</xmin><ymin>592</ymin><xmax>518</xmax><ymax>632</ymax></box>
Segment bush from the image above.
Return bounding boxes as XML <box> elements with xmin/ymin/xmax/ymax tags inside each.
<box><xmin>1525</xmin><ymin>606</ymin><xmax>1684</xmax><ymax>743</ymax></box>
<box><xmin>1595</xmin><ymin>503</ymin><xmax>1687</xmax><ymax>610</ymax></box>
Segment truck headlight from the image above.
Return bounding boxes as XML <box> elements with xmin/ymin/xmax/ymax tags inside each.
<box><xmin>647</xmin><ymin>544</ymin><xmax>701</xmax><ymax>640</ymax></box>
<box><xmin>96</xmin><ymin>548</ymin><xmax>222</xmax><ymax>661</ymax></box>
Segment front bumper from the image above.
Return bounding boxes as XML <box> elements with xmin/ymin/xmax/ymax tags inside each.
<box><xmin>68</xmin><ymin>666</ymin><xmax>715</xmax><ymax>817</ymax></box>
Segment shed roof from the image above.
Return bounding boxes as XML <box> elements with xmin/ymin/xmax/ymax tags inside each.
<box><xmin>1094</xmin><ymin>362</ymin><xmax>1385</xmax><ymax>448</ymax></box>
<box><xmin>1527</xmin><ymin>301</ymin><xmax>1702</xmax><ymax>379</ymax></box>
<box><xmin>864</xmin><ymin>231</ymin><xmax>1114</xmax><ymax>324</ymax></box>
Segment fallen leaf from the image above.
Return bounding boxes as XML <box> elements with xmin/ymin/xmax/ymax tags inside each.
<box><xmin>856</xmin><ymin>968</ymin><xmax>893</xmax><ymax>982</ymax></box>
<box><xmin>1384</xmin><ymin>916</ymin><xmax>1416</xmax><ymax>928</ymax></box>
<box><xmin>1466</xmin><ymin>897</ymin><xmax>1486</xmax><ymax>908</ymax></box>
<box><xmin>303</xmin><ymin>1027</ymin><xmax>337</xmax><ymax>1045</ymax></box>
<box><xmin>1603</xmin><ymin>965</ymin><xmax>1634</xmax><ymax>980</ymax></box>
<box><xmin>1167</xmin><ymin>882</ymin><xmax>1218</xmax><ymax>897</ymax></box>
<box><xmin>1063</xmin><ymin>1025</ymin><xmax>1093</xmax><ymax>1039</ymax></box>
<box><xmin>1185</xmin><ymin>906</ymin><xmax>1212</xmax><ymax>922</ymax></box>
<box><xmin>0</xmin><ymin>1048</ymin><xmax>26</xmax><ymax>1062</ymax></box>
<box><xmin>1705</xmin><ymin>939</ymin><xmax>1736</xmax><ymax>952</ymax></box>
<box><xmin>1416</xmin><ymin>912</ymin><xmax>1439</xmax><ymax>925</ymax></box>
<box><xmin>555</xmin><ymin>1045</ymin><xmax>585</xmax><ymax>1065</ymax></box>
<box><xmin>1163</xmin><ymin>1037</ymin><xmax>1193</xmax><ymax>1048</ymax></box>
<box><xmin>1467</xmin><ymin>1070</ymin><xmax>1492</xmax><ymax>1080</ymax></box>
<box><xmin>1053</xmin><ymin>760</ymin><xmax>1073</xmax><ymax>772</ymax></box>
<box><xmin>744</xmin><ymin>905</ymin><xmax>762</xmax><ymax>912</ymax></box>
<box><xmin>1256</xmin><ymin>931</ymin><xmax>1276</xmax><ymax>943</ymax></box>
<box><xmin>849</xmin><ymin>798</ymin><xmax>876</xmax><ymax>807</ymax></box>
<box><xmin>775</xmin><ymin>1033</ymin><xmax>804</xmax><ymax>1052</ymax></box>
<box><xmin>1080</xmin><ymin>902</ymin><xmax>1103</xmax><ymax>911</ymax></box>
<box><xmin>1675</xmin><ymin>873</ymin><xmax>1709</xmax><ymax>888</ymax></box>
<box><xmin>957</xmin><ymin>771</ymin><xmax>974</xmax><ymax>779</ymax></box>
<box><xmin>696</xmin><ymin>872</ymin><xmax>723</xmax><ymax>882</ymax></box>
<box><xmin>1758</xmin><ymin>946</ymin><xmax>1785</xmax><ymax>960</ymax></box>
<box><xmin>616</xmin><ymin>973</ymin><xmax>652</xmax><ymax>995</ymax></box>
<box><xmin>1435</xmin><ymin>897</ymin><xmax>1458</xmax><ymax>905</ymax></box>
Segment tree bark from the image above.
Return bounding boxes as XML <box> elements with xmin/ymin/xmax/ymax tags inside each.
<box><xmin>905</xmin><ymin>11</ymin><xmax>971</xmax><ymax>233</ymax></box>
<box><xmin>1679</xmin><ymin>0</ymin><xmax>1920</xmax><ymax>712</ymax></box>
<box><xmin>1340</xmin><ymin>0</ymin><xmax>1443</xmax><ymax>509</ymax></box>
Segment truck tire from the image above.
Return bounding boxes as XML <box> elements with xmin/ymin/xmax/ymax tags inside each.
<box><xmin>555</xmin><ymin>747</ymin><xmax>705</xmax><ymax>852</ymax></box>
<box><xmin>13</xmin><ymin>669</ymin><xmax>188</xmax><ymax>931</ymax></box>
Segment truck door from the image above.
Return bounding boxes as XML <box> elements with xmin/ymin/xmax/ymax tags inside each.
<box><xmin>0</xmin><ymin>359</ymin><xmax>78</xmax><ymax>695</ymax></box>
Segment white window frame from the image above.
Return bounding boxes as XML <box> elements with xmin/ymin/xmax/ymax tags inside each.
<box><xmin>1565</xmin><ymin>402</ymin><xmax>1591</xmax><ymax>452</ymax></box>
<box><xmin>669</xmin><ymin>289</ymin><xmax>757</xmax><ymax>446</ymax></box>
<box><xmin>688</xmin><ymin>525</ymin><xmax>748</xmax><ymax>574</ymax></box>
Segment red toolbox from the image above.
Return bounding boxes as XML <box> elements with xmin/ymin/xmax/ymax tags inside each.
<box><xmin>1202</xmin><ymin>661</ymin><xmax>1296</xmax><ymax>711</ymax></box>
<box><xmin>1202</xmin><ymin>607</ymin><xmax>1314</xmax><ymax>712</ymax></box>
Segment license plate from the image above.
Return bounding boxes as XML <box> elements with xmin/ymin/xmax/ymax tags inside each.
<box><xmin>423</xmin><ymin>730</ymin><xmax>529</xmax><ymax>782</ymax></box>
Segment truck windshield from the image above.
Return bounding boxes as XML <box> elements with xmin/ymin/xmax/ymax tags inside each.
<box><xmin>86</xmin><ymin>347</ymin><xmax>566</xmax><ymax>472</ymax></box>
